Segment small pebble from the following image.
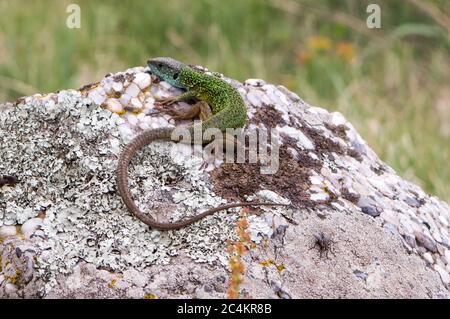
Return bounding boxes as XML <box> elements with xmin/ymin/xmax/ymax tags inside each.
<box><xmin>120</xmin><ymin>93</ymin><xmax>131</xmax><ymax>106</ymax></box>
<box><xmin>105</xmin><ymin>98</ymin><xmax>123</xmax><ymax>113</ymax></box>
<box><xmin>103</xmin><ymin>78</ymin><xmax>113</xmax><ymax>94</ymax></box>
<box><xmin>310</xmin><ymin>192</ymin><xmax>330</xmax><ymax>202</ymax></box>
<box><xmin>423</xmin><ymin>252</ymin><xmax>434</xmax><ymax>264</ymax></box>
<box><xmin>5</xmin><ymin>283</ymin><xmax>18</xmax><ymax>294</ymax></box>
<box><xmin>444</xmin><ymin>250</ymin><xmax>450</xmax><ymax>265</ymax></box>
<box><xmin>438</xmin><ymin>215</ymin><xmax>449</xmax><ymax>227</ymax></box>
<box><xmin>88</xmin><ymin>88</ymin><xmax>106</xmax><ymax>105</ymax></box>
<box><xmin>133</xmin><ymin>72</ymin><xmax>151</xmax><ymax>89</ymax></box>
<box><xmin>353</xmin><ymin>270</ymin><xmax>368</xmax><ymax>281</ymax></box>
<box><xmin>112</xmin><ymin>81</ymin><xmax>123</xmax><ymax>92</ymax></box>
<box><xmin>0</xmin><ymin>225</ymin><xmax>17</xmax><ymax>238</ymax></box>
<box><xmin>434</xmin><ymin>265</ymin><xmax>450</xmax><ymax>285</ymax></box>
<box><xmin>404</xmin><ymin>196</ymin><xmax>421</xmax><ymax>208</ymax></box>
<box><xmin>415</xmin><ymin>231</ymin><xmax>438</xmax><ymax>253</ymax></box>
<box><xmin>118</xmin><ymin>123</ymin><xmax>133</xmax><ymax>137</ymax></box>
<box><xmin>125</xmin><ymin>83</ymin><xmax>140</xmax><ymax>98</ymax></box>
<box><xmin>125</xmin><ymin>114</ymin><xmax>139</xmax><ymax>126</ymax></box>
<box><xmin>361</xmin><ymin>206</ymin><xmax>380</xmax><ymax>217</ymax></box>
<box><xmin>403</xmin><ymin>234</ymin><xmax>416</xmax><ymax>249</ymax></box>
<box><xmin>21</xmin><ymin>218</ymin><xmax>43</xmax><ymax>239</ymax></box>
<box><xmin>244</xmin><ymin>78</ymin><xmax>266</xmax><ymax>87</ymax></box>
<box><xmin>130</xmin><ymin>97</ymin><xmax>143</xmax><ymax>109</ymax></box>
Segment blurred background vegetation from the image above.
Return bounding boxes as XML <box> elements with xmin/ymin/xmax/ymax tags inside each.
<box><xmin>0</xmin><ymin>0</ymin><xmax>449</xmax><ymax>201</ymax></box>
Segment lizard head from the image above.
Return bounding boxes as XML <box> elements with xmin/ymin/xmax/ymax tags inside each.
<box><xmin>147</xmin><ymin>57</ymin><xmax>184</xmax><ymax>88</ymax></box>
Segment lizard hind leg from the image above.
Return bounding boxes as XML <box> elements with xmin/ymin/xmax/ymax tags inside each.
<box><xmin>196</xmin><ymin>100</ymin><xmax>213</xmax><ymax>121</ymax></box>
<box><xmin>164</xmin><ymin>103</ymin><xmax>202</xmax><ymax>121</ymax></box>
<box><xmin>176</xmin><ymin>100</ymin><xmax>214</xmax><ymax>122</ymax></box>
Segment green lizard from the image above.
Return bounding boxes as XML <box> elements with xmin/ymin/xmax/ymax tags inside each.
<box><xmin>116</xmin><ymin>57</ymin><xmax>288</xmax><ymax>230</ymax></box>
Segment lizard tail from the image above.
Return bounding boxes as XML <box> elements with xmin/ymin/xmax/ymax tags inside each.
<box><xmin>116</xmin><ymin>127</ymin><xmax>181</xmax><ymax>230</ymax></box>
<box><xmin>117</xmin><ymin>127</ymin><xmax>290</xmax><ymax>230</ymax></box>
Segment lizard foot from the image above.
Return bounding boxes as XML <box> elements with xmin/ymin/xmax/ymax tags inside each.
<box><xmin>156</xmin><ymin>96</ymin><xmax>178</xmax><ymax>106</ymax></box>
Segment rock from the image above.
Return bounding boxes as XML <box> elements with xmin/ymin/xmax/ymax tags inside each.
<box><xmin>123</xmin><ymin>269</ymin><xmax>147</xmax><ymax>288</ymax></box>
<box><xmin>1</xmin><ymin>64</ymin><xmax>450</xmax><ymax>299</ymax></box>
<box><xmin>0</xmin><ymin>226</ymin><xmax>17</xmax><ymax>238</ymax></box>
<box><xmin>112</xmin><ymin>81</ymin><xmax>123</xmax><ymax>92</ymax></box>
<box><xmin>434</xmin><ymin>265</ymin><xmax>450</xmax><ymax>286</ymax></box>
<box><xmin>423</xmin><ymin>252</ymin><xmax>434</xmax><ymax>264</ymax></box>
<box><xmin>403</xmin><ymin>234</ymin><xmax>417</xmax><ymax>249</ymax></box>
<box><xmin>244</xmin><ymin>78</ymin><xmax>266</xmax><ymax>87</ymax></box>
<box><xmin>353</xmin><ymin>270</ymin><xmax>368</xmax><ymax>281</ymax></box>
<box><xmin>439</xmin><ymin>215</ymin><xmax>449</xmax><ymax>227</ymax></box>
<box><xmin>88</xmin><ymin>88</ymin><xmax>106</xmax><ymax>105</ymax></box>
<box><xmin>361</xmin><ymin>206</ymin><xmax>380</xmax><ymax>217</ymax></box>
<box><xmin>133</xmin><ymin>72</ymin><xmax>151</xmax><ymax>89</ymax></box>
<box><xmin>404</xmin><ymin>196</ymin><xmax>421</xmax><ymax>208</ymax></box>
<box><xmin>4</xmin><ymin>283</ymin><xmax>17</xmax><ymax>295</ymax></box>
<box><xmin>21</xmin><ymin>218</ymin><xmax>43</xmax><ymax>239</ymax></box>
<box><xmin>415</xmin><ymin>231</ymin><xmax>438</xmax><ymax>253</ymax></box>
<box><xmin>104</xmin><ymin>98</ymin><xmax>123</xmax><ymax>113</ymax></box>
<box><xmin>125</xmin><ymin>83</ymin><xmax>140</xmax><ymax>98</ymax></box>
<box><xmin>445</xmin><ymin>250</ymin><xmax>450</xmax><ymax>265</ymax></box>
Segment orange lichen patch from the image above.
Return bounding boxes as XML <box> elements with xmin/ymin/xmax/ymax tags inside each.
<box><xmin>107</xmin><ymin>278</ymin><xmax>117</xmax><ymax>288</ymax></box>
<box><xmin>6</xmin><ymin>269</ymin><xmax>22</xmax><ymax>284</ymax></box>
<box><xmin>227</xmin><ymin>208</ymin><xmax>253</xmax><ymax>299</ymax></box>
<box><xmin>14</xmin><ymin>225</ymin><xmax>26</xmax><ymax>240</ymax></box>
<box><xmin>259</xmin><ymin>259</ymin><xmax>285</xmax><ymax>272</ymax></box>
<box><xmin>323</xmin><ymin>186</ymin><xmax>338</xmax><ymax>201</ymax></box>
<box><xmin>108</xmin><ymin>275</ymin><xmax>123</xmax><ymax>289</ymax></box>
<box><xmin>144</xmin><ymin>293</ymin><xmax>157</xmax><ymax>299</ymax></box>
<box><xmin>335</xmin><ymin>42</ymin><xmax>356</xmax><ymax>63</ymax></box>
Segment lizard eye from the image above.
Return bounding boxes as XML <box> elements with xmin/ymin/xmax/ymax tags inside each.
<box><xmin>157</xmin><ymin>63</ymin><xmax>163</xmax><ymax>68</ymax></box>
<box><xmin>173</xmin><ymin>73</ymin><xmax>179</xmax><ymax>80</ymax></box>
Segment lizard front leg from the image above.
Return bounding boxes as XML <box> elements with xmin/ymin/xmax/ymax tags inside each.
<box><xmin>156</xmin><ymin>90</ymin><xmax>197</xmax><ymax>106</ymax></box>
<box><xmin>155</xmin><ymin>99</ymin><xmax>212</xmax><ymax>122</ymax></box>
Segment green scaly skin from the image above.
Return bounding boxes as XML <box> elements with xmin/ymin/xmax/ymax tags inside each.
<box><xmin>148</xmin><ymin>57</ymin><xmax>247</xmax><ymax>136</ymax></box>
<box><xmin>116</xmin><ymin>57</ymin><xmax>289</xmax><ymax>230</ymax></box>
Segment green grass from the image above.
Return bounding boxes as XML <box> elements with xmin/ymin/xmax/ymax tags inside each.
<box><xmin>0</xmin><ymin>0</ymin><xmax>449</xmax><ymax>202</ymax></box>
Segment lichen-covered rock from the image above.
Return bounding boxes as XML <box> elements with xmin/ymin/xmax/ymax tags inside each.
<box><xmin>1</xmin><ymin>64</ymin><xmax>450</xmax><ymax>298</ymax></box>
